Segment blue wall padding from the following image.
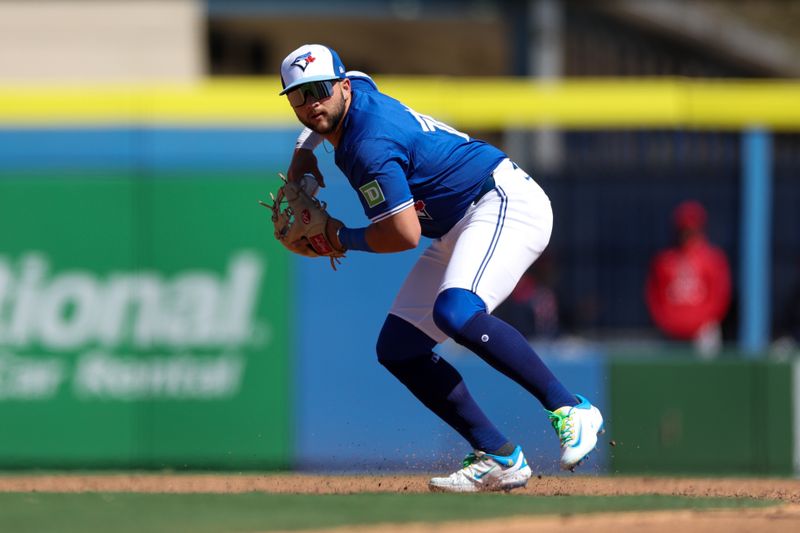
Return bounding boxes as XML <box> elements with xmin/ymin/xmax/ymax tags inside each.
<box><xmin>0</xmin><ymin>128</ymin><xmax>297</xmax><ymax>172</ymax></box>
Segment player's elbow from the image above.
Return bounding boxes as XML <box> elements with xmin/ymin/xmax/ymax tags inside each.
<box><xmin>396</xmin><ymin>208</ymin><xmax>422</xmax><ymax>249</ymax></box>
<box><xmin>377</xmin><ymin>228</ymin><xmax>418</xmax><ymax>252</ymax></box>
<box><xmin>396</xmin><ymin>231</ymin><xmax>420</xmax><ymax>251</ymax></box>
<box><xmin>374</xmin><ymin>207</ymin><xmax>421</xmax><ymax>251</ymax></box>
<box><xmin>393</xmin><ymin>221</ymin><xmax>421</xmax><ymax>250</ymax></box>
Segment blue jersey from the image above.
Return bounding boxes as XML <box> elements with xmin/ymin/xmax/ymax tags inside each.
<box><xmin>334</xmin><ymin>75</ymin><xmax>506</xmax><ymax>238</ymax></box>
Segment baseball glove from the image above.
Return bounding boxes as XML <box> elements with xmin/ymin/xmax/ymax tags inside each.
<box><xmin>260</xmin><ymin>174</ymin><xmax>345</xmax><ymax>270</ymax></box>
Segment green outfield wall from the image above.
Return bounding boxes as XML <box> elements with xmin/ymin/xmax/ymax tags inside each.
<box><xmin>609</xmin><ymin>358</ymin><xmax>794</xmax><ymax>475</ymax></box>
<box><xmin>0</xmin><ymin>171</ymin><xmax>291</xmax><ymax>469</ymax></box>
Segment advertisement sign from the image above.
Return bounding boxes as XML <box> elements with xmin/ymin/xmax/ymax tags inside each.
<box><xmin>0</xmin><ymin>173</ymin><xmax>290</xmax><ymax>468</ymax></box>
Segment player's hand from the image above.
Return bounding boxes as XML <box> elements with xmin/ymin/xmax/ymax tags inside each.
<box><xmin>285</xmin><ymin>237</ymin><xmax>320</xmax><ymax>257</ymax></box>
<box><xmin>287</xmin><ymin>148</ymin><xmax>325</xmax><ymax>188</ymax></box>
<box><xmin>325</xmin><ymin>216</ymin><xmax>346</xmax><ymax>251</ymax></box>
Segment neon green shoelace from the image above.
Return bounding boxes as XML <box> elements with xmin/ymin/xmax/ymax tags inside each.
<box><xmin>461</xmin><ymin>453</ymin><xmax>479</xmax><ymax>468</ymax></box>
<box><xmin>547</xmin><ymin>410</ymin><xmax>574</xmax><ymax>446</ymax></box>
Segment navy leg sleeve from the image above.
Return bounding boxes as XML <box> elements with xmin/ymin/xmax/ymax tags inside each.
<box><xmin>376</xmin><ymin>313</ymin><xmax>509</xmax><ymax>453</ymax></box>
<box><xmin>433</xmin><ymin>288</ymin><xmax>577</xmax><ymax>411</ymax></box>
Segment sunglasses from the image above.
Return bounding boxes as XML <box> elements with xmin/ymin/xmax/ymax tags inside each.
<box><xmin>286</xmin><ymin>80</ymin><xmax>337</xmax><ymax>108</ymax></box>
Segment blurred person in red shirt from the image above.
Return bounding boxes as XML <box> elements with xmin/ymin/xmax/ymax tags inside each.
<box><xmin>645</xmin><ymin>200</ymin><xmax>732</xmax><ymax>357</ymax></box>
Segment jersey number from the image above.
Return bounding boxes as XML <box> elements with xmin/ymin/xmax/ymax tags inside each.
<box><xmin>406</xmin><ymin>107</ymin><xmax>469</xmax><ymax>141</ymax></box>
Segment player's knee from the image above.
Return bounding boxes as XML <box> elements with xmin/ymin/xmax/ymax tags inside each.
<box><xmin>432</xmin><ymin>288</ymin><xmax>487</xmax><ymax>339</ymax></box>
<box><xmin>376</xmin><ymin>313</ymin><xmax>437</xmax><ymax>366</ymax></box>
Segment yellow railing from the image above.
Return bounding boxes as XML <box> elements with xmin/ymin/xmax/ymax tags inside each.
<box><xmin>1</xmin><ymin>77</ymin><xmax>799</xmax><ymax>130</ymax></box>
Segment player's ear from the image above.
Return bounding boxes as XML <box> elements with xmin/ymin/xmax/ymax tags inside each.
<box><xmin>341</xmin><ymin>78</ymin><xmax>351</xmax><ymax>100</ymax></box>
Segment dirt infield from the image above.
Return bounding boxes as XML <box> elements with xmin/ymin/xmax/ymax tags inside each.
<box><xmin>1</xmin><ymin>474</ymin><xmax>799</xmax><ymax>532</ymax></box>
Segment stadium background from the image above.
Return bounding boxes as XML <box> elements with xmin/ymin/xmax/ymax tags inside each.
<box><xmin>0</xmin><ymin>0</ymin><xmax>799</xmax><ymax>478</ymax></box>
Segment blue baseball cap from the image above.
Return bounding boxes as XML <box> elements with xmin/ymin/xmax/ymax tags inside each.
<box><xmin>279</xmin><ymin>44</ymin><xmax>347</xmax><ymax>95</ymax></box>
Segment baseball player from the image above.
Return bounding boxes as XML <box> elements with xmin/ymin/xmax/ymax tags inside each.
<box><xmin>278</xmin><ymin>44</ymin><xmax>604</xmax><ymax>492</ymax></box>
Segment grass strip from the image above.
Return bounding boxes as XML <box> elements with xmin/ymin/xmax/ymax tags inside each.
<box><xmin>0</xmin><ymin>492</ymin><xmax>778</xmax><ymax>533</ymax></box>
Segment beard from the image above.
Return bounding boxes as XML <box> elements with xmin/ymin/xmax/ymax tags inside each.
<box><xmin>300</xmin><ymin>97</ymin><xmax>346</xmax><ymax>135</ymax></box>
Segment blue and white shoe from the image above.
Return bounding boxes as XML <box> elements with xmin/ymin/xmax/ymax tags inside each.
<box><xmin>547</xmin><ymin>394</ymin><xmax>604</xmax><ymax>471</ymax></box>
<box><xmin>428</xmin><ymin>445</ymin><xmax>532</xmax><ymax>493</ymax></box>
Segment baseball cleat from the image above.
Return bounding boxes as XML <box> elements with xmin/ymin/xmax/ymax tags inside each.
<box><xmin>547</xmin><ymin>394</ymin><xmax>604</xmax><ymax>471</ymax></box>
<box><xmin>428</xmin><ymin>445</ymin><xmax>532</xmax><ymax>493</ymax></box>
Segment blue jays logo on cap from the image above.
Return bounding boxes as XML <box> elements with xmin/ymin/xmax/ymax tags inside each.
<box><xmin>291</xmin><ymin>52</ymin><xmax>316</xmax><ymax>71</ymax></box>
<box><xmin>279</xmin><ymin>44</ymin><xmax>347</xmax><ymax>95</ymax></box>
